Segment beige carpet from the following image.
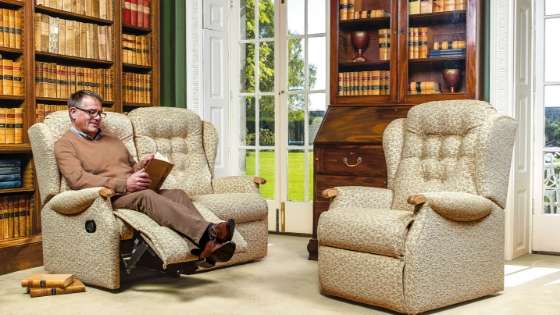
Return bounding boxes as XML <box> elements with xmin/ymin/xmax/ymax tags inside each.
<box><xmin>1</xmin><ymin>235</ymin><xmax>560</xmax><ymax>315</ymax></box>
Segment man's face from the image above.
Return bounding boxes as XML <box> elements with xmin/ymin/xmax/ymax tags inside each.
<box><xmin>69</xmin><ymin>96</ymin><xmax>103</xmax><ymax>137</ymax></box>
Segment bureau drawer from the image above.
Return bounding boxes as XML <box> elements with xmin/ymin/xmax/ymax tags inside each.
<box><xmin>315</xmin><ymin>175</ymin><xmax>386</xmax><ymax>201</ymax></box>
<box><xmin>316</xmin><ymin>147</ymin><xmax>386</xmax><ymax>177</ymax></box>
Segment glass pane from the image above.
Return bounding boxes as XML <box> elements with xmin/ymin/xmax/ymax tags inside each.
<box><xmin>259</xmin><ymin>42</ymin><xmax>275</xmax><ymax>92</ymax></box>
<box><xmin>259</xmin><ymin>150</ymin><xmax>275</xmax><ymax>199</ymax></box>
<box><xmin>288</xmin><ymin>149</ymin><xmax>305</xmax><ymax>201</ymax></box>
<box><xmin>545</xmin><ymin>18</ymin><xmax>560</xmax><ymax>82</ymax></box>
<box><xmin>543</xmin><ymin>151</ymin><xmax>560</xmax><ymax>214</ymax></box>
<box><xmin>244</xmin><ymin>149</ymin><xmax>256</xmax><ymax>176</ymax></box>
<box><xmin>259</xmin><ymin>96</ymin><xmax>275</xmax><ymax>146</ymax></box>
<box><xmin>288</xmin><ymin>94</ymin><xmax>305</xmax><ymax>145</ymax></box>
<box><xmin>259</xmin><ymin>0</ymin><xmax>274</xmax><ymax>38</ymax></box>
<box><xmin>240</xmin><ymin>0</ymin><xmax>255</xmax><ymax>39</ymax></box>
<box><xmin>546</xmin><ymin>0</ymin><xmax>560</xmax><ymax>15</ymax></box>
<box><xmin>545</xmin><ymin>85</ymin><xmax>560</xmax><ymax>107</ymax></box>
<box><xmin>288</xmin><ymin>38</ymin><xmax>305</xmax><ymax>91</ymax></box>
<box><xmin>308</xmin><ymin>37</ymin><xmax>326</xmax><ymax>90</ymax></box>
<box><xmin>240</xmin><ymin>43</ymin><xmax>255</xmax><ymax>92</ymax></box>
<box><xmin>308</xmin><ymin>0</ymin><xmax>325</xmax><ymax>34</ymax></box>
<box><xmin>546</xmin><ymin>107</ymin><xmax>560</xmax><ymax>147</ymax></box>
<box><xmin>288</xmin><ymin>0</ymin><xmax>305</xmax><ymax>36</ymax></box>
<box><xmin>308</xmin><ymin>93</ymin><xmax>326</xmax><ymax>145</ymax></box>
<box><xmin>241</xmin><ymin>96</ymin><xmax>256</xmax><ymax>146</ymax></box>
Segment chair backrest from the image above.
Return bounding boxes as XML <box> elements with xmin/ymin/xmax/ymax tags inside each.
<box><xmin>28</xmin><ymin>111</ymin><xmax>138</xmax><ymax>205</ymax></box>
<box><xmin>128</xmin><ymin>107</ymin><xmax>215</xmax><ymax>196</ymax></box>
<box><xmin>383</xmin><ymin>100</ymin><xmax>517</xmax><ymax>211</ymax></box>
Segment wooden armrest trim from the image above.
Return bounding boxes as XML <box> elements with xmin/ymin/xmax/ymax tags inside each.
<box><xmin>253</xmin><ymin>177</ymin><xmax>267</xmax><ymax>185</ymax></box>
<box><xmin>407</xmin><ymin>194</ymin><xmax>427</xmax><ymax>206</ymax></box>
<box><xmin>321</xmin><ymin>188</ymin><xmax>338</xmax><ymax>199</ymax></box>
<box><xmin>99</xmin><ymin>187</ymin><xmax>115</xmax><ymax>199</ymax></box>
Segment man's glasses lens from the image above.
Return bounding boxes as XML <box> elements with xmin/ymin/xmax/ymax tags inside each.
<box><xmin>74</xmin><ymin>107</ymin><xmax>106</xmax><ymax>118</ymax></box>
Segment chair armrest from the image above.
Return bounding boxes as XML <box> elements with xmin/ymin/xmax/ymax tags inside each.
<box><xmin>212</xmin><ymin>176</ymin><xmax>265</xmax><ymax>194</ymax></box>
<box><xmin>323</xmin><ymin>186</ymin><xmax>393</xmax><ymax>210</ymax></box>
<box><xmin>407</xmin><ymin>191</ymin><xmax>495</xmax><ymax>222</ymax></box>
<box><xmin>47</xmin><ymin>187</ymin><xmax>114</xmax><ymax>215</ymax></box>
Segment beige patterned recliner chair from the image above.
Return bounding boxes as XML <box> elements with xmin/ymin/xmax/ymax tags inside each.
<box><xmin>317</xmin><ymin>100</ymin><xmax>517</xmax><ymax>314</ymax></box>
<box><xmin>28</xmin><ymin>107</ymin><xmax>268</xmax><ymax>290</ymax></box>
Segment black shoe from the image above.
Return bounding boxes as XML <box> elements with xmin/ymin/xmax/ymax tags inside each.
<box><xmin>191</xmin><ymin>241</ymin><xmax>236</xmax><ymax>263</ymax></box>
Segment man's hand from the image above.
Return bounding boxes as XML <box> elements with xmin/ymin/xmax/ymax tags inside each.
<box><xmin>126</xmin><ymin>169</ymin><xmax>151</xmax><ymax>192</ymax></box>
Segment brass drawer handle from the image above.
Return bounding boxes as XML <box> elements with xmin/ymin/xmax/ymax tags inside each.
<box><xmin>343</xmin><ymin>156</ymin><xmax>362</xmax><ymax>168</ymax></box>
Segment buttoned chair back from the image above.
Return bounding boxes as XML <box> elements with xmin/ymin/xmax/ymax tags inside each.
<box><xmin>127</xmin><ymin>107</ymin><xmax>218</xmax><ymax>196</ymax></box>
<box><xmin>384</xmin><ymin>100</ymin><xmax>516</xmax><ymax>211</ymax></box>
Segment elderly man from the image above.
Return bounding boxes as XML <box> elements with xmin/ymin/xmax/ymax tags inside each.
<box><xmin>54</xmin><ymin>90</ymin><xmax>235</xmax><ymax>264</ymax></box>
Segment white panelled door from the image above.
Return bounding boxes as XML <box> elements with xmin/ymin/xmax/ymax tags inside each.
<box><xmin>203</xmin><ymin>0</ymin><xmax>230</xmax><ymax>177</ymax></box>
<box><xmin>533</xmin><ymin>0</ymin><xmax>560</xmax><ymax>253</ymax></box>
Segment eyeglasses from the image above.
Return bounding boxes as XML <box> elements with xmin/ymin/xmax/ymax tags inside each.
<box><xmin>73</xmin><ymin>106</ymin><xmax>107</xmax><ymax>119</ymax></box>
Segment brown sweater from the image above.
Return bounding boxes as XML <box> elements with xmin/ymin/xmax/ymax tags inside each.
<box><xmin>54</xmin><ymin>130</ymin><xmax>141</xmax><ymax>194</ymax></box>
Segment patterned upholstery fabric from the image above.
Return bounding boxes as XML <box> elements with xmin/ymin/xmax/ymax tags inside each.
<box><xmin>193</xmin><ymin>193</ymin><xmax>267</xmax><ymax>224</ymax></box>
<box><xmin>328</xmin><ymin>186</ymin><xmax>393</xmax><ymax>210</ymax></box>
<box><xmin>318</xmin><ymin>208</ymin><xmax>413</xmax><ymax>258</ymax></box>
<box><xmin>415</xmin><ymin>191</ymin><xmax>494</xmax><ymax>221</ymax></box>
<box><xmin>317</xmin><ymin>100</ymin><xmax>517</xmax><ymax>314</ymax></box>
<box><xmin>29</xmin><ymin>107</ymin><xmax>269</xmax><ymax>289</ymax></box>
<box><xmin>128</xmin><ymin>107</ymin><xmax>214</xmax><ymax>196</ymax></box>
<box><xmin>212</xmin><ymin>176</ymin><xmax>260</xmax><ymax>194</ymax></box>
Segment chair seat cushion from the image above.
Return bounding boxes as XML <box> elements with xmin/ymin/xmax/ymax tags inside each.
<box><xmin>318</xmin><ymin>208</ymin><xmax>414</xmax><ymax>258</ymax></box>
<box><xmin>192</xmin><ymin>193</ymin><xmax>268</xmax><ymax>224</ymax></box>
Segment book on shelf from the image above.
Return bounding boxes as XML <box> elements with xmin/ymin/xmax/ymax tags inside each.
<box><xmin>410</xmin><ymin>0</ymin><xmax>464</xmax><ymax>14</ymax></box>
<box><xmin>122</xmin><ymin>34</ymin><xmax>151</xmax><ymax>66</ymax></box>
<box><xmin>378</xmin><ymin>29</ymin><xmax>390</xmax><ymax>61</ymax></box>
<box><xmin>22</xmin><ymin>273</ymin><xmax>74</xmax><ymax>289</ymax></box>
<box><xmin>428</xmin><ymin>48</ymin><xmax>465</xmax><ymax>58</ymax></box>
<box><xmin>29</xmin><ymin>279</ymin><xmax>86</xmax><ymax>298</ymax></box>
<box><xmin>408</xmin><ymin>27</ymin><xmax>428</xmax><ymax>59</ymax></box>
<box><xmin>35</xmin><ymin>104</ymin><xmax>67</xmax><ymax>123</ymax></box>
<box><xmin>0</xmin><ymin>107</ymin><xmax>24</xmax><ymax>144</ymax></box>
<box><xmin>35</xmin><ymin>13</ymin><xmax>113</xmax><ymax>61</ymax></box>
<box><xmin>123</xmin><ymin>0</ymin><xmax>150</xmax><ymax>28</ymax></box>
<box><xmin>0</xmin><ymin>194</ymin><xmax>32</xmax><ymax>240</ymax></box>
<box><xmin>409</xmin><ymin>81</ymin><xmax>441</xmax><ymax>94</ymax></box>
<box><xmin>338</xmin><ymin>70</ymin><xmax>390</xmax><ymax>97</ymax></box>
<box><xmin>123</xmin><ymin>72</ymin><xmax>151</xmax><ymax>104</ymax></box>
<box><xmin>35</xmin><ymin>62</ymin><xmax>113</xmax><ymax>101</ymax></box>
<box><xmin>0</xmin><ymin>8</ymin><xmax>23</xmax><ymax>49</ymax></box>
<box><xmin>0</xmin><ymin>56</ymin><xmax>24</xmax><ymax>96</ymax></box>
<box><xmin>36</xmin><ymin>0</ymin><xmax>114</xmax><ymax>20</ymax></box>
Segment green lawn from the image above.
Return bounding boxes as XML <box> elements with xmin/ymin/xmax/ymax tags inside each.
<box><xmin>245</xmin><ymin>150</ymin><xmax>313</xmax><ymax>201</ymax></box>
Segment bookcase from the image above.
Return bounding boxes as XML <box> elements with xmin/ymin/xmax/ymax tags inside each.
<box><xmin>308</xmin><ymin>0</ymin><xmax>482</xmax><ymax>259</ymax></box>
<box><xmin>0</xmin><ymin>0</ymin><xmax>160</xmax><ymax>275</ymax></box>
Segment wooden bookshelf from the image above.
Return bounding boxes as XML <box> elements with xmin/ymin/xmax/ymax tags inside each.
<box><xmin>35</xmin><ymin>4</ymin><xmax>113</xmax><ymax>25</ymax></box>
<box><xmin>0</xmin><ymin>0</ymin><xmax>161</xmax><ymax>275</ymax></box>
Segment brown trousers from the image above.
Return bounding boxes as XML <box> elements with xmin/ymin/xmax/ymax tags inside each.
<box><xmin>112</xmin><ymin>189</ymin><xmax>209</xmax><ymax>243</ymax></box>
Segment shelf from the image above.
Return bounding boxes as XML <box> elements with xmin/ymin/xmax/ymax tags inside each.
<box><xmin>409</xmin><ymin>10</ymin><xmax>466</xmax><ymax>26</ymax></box>
<box><xmin>0</xmin><ymin>46</ymin><xmax>23</xmax><ymax>56</ymax></box>
<box><xmin>123</xmin><ymin>24</ymin><xmax>152</xmax><ymax>34</ymax></box>
<box><xmin>0</xmin><ymin>235</ymin><xmax>42</xmax><ymax>249</ymax></box>
<box><xmin>339</xmin><ymin>60</ymin><xmax>390</xmax><ymax>72</ymax></box>
<box><xmin>339</xmin><ymin>16</ymin><xmax>390</xmax><ymax>30</ymax></box>
<box><xmin>35</xmin><ymin>51</ymin><xmax>113</xmax><ymax>67</ymax></box>
<box><xmin>35</xmin><ymin>5</ymin><xmax>113</xmax><ymax>25</ymax></box>
<box><xmin>0</xmin><ymin>0</ymin><xmax>23</xmax><ymax>9</ymax></box>
<box><xmin>36</xmin><ymin>97</ymin><xmax>114</xmax><ymax>106</ymax></box>
<box><xmin>0</xmin><ymin>143</ymin><xmax>31</xmax><ymax>153</ymax></box>
<box><xmin>0</xmin><ymin>95</ymin><xmax>24</xmax><ymax>102</ymax></box>
<box><xmin>124</xmin><ymin>103</ymin><xmax>153</xmax><ymax>108</ymax></box>
<box><xmin>408</xmin><ymin>56</ymin><xmax>465</xmax><ymax>64</ymax></box>
<box><xmin>123</xmin><ymin>63</ymin><xmax>152</xmax><ymax>72</ymax></box>
<box><xmin>0</xmin><ymin>186</ymin><xmax>34</xmax><ymax>194</ymax></box>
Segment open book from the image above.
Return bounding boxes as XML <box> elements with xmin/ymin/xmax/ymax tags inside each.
<box><xmin>144</xmin><ymin>155</ymin><xmax>174</xmax><ymax>191</ymax></box>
